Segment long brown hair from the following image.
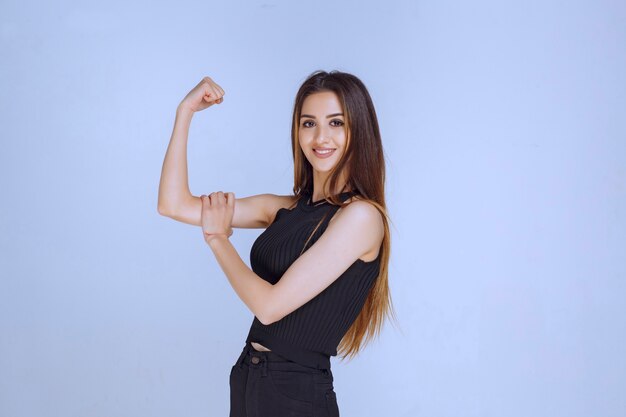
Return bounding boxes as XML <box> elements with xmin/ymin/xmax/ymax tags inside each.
<box><xmin>289</xmin><ymin>69</ymin><xmax>399</xmax><ymax>361</ymax></box>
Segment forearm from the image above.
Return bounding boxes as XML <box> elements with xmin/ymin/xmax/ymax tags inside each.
<box><xmin>207</xmin><ymin>235</ymin><xmax>274</xmax><ymax>323</ymax></box>
<box><xmin>157</xmin><ymin>106</ymin><xmax>195</xmax><ymax>213</ymax></box>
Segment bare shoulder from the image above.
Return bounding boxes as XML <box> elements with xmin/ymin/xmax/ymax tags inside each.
<box><xmin>264</xmin><ymin>193</ymin><xmax>299</xmax><ymax>219</ymax></box>
<box><xmin>332</xmin><ymin>194</ymin><xmax>383</xmax><ymax>223</ymax></box>
<box><xmin>329</xmin><ymin>195</ymin><xmax>385</xmax><ymax>261</ymax></box>
<box><xmin>272</xmin><ymin>193</ymin><xmax>300</xmax><ymax>210</ymax></box>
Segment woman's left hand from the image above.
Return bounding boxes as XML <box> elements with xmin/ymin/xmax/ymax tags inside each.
<box><xmin>200</xmin><ymin>191</ymin><xmax>235</xmax><ymax>244</ymax></box>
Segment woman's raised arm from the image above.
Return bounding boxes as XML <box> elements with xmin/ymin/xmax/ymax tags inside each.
<box><xmin>157</xmin><ymin>77</ymin><xmax>224</xmax><ymax>217</ymax></box>
<box><xmin>157</xmin><ymin>77</ymin><xmax>295</xmax><ymax>229</ymax></box>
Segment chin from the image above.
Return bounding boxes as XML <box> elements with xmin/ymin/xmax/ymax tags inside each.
<box><xmin>309</xmin><ymin>160</ymin><xmax>338</xmax><ymax>172</ymax></box>
<box><xmin>307</xmin><ymin>154</ymin><xmax>342</xmax><ymax>170</ymax></box>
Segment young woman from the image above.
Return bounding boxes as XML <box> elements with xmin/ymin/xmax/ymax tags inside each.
<box><xmin>158</xmin><ymin>70</ymin><xmax>396</xmax><ymax>417</ymax></box>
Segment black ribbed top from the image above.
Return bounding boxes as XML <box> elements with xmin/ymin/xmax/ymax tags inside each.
<box><xmin>245</xmin><ymin>189</ymin><xmax>381</xmax><ymax>370</ymax></box>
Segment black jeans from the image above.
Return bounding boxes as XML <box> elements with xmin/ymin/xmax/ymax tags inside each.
<box><xmin>229</xmin><ymin>341</ymin><xmax>340</xmax><ymax>417</ymax></box>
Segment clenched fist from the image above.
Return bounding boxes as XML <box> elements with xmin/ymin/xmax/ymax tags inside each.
<box><xmin>179</xmin><ymin>76</ymin><xmax>225</xmax><ymax>113</ymax></box>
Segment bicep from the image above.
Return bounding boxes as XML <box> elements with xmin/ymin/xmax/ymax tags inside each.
<box><xmin>230</xmin><ymin>194</ymin><xmax>273</xmax><ymax>229</ymax></box>
<box><xmin>161</xmin><ymin>192</ymin><xmax>287</xmax><ymax>229</ymax></box>
<box><xmin>232</xmin><ymin>193</ymin><xmax>298</xmax><ymax>228</ymax></box>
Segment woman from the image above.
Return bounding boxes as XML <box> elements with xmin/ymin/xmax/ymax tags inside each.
<box><xmin>158</xmin><ymin>70</ymin><xmax>396</xmax><ymax>417</ymax></box>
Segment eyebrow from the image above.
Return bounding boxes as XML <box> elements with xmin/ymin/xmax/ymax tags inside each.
<box><xmin>299</xmin><ymin>113</ymin><xmax>344</xmax><ymax>119</ymax></box>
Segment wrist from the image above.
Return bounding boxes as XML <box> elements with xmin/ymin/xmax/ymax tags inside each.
<box><xmin>205</xmin><ymin>232</ymin><xmax>230</xmax><ymax>246</ymax></box>
<box><xmin>176</xmin><ymin>104</ymin><xmax>195</xmax><ymax>117</ymax></box>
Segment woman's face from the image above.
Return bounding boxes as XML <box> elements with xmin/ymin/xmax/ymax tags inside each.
<box><xmin>298</xmin><ymin>91</ymin><xmax>347</xmax><ymax>175</ymax></box>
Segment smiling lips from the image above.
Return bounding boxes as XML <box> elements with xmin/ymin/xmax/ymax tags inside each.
<box><xmin>314</xmin><ymin>148</ymin><xmax>336</xmax><ymax>158</ymax></box>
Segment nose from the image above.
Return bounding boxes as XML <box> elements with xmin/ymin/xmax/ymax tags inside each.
<box><xmin>314</xmin><ymin>125</ymin><xmax>331</xmax><ymax>144</ymax></box>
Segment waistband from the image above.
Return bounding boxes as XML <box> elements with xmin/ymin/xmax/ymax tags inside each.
<box><xmin>245</xmin><ymin>326</ymin><xmax>332</xmax><ymax>370</ymax></box>
<box><xmin>234</xmin><ymin>341</ymin><xmax>333</xmax><ymax>378</ymax></box>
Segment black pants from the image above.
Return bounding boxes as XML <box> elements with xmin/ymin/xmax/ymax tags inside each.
<box><xmin>229</xmin><ymin>341</ymin><xmax>340</xmax><ymax>417</ymax></box>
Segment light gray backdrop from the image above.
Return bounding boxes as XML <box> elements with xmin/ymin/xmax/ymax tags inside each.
<box><xmin>1</xmin><ymin>1</ymin><xmax>624</xmax><ymax>416</ymax></box>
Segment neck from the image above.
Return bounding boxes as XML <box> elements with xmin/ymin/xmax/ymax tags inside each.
<box><xmin>310</xmin><ymin>172</ymin><xmax>352</xmax><ymax>202</ymax></box>
<box><xmin>311</xmin><ymin>181</ymin><xmax>352</xmax><ymax>201</ymax></box>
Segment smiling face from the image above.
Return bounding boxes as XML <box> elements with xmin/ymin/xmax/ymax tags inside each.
<box><xmin>298</xmin><ymin>91</ymin><xmax>349</xmax><ymax>189</ymax></box>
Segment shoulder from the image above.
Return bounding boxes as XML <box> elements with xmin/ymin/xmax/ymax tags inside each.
<box><xmin>267</xmin><ymin>193</ymin><xmax>299</xmax><ymax>210</ymax></box>
<box><xmin>263</xmin><ymin>193</ymin><xmax>300</xmax><ymax>223</ymax></box>
<box><xmin>329</xmin><ymin>196</ymin><xmax>385</xmax><ymax>245</ymax></box>
<box><xmin>333</xmin><ymin>195</ymin><xmax>383</xmax><ymax>224</ymax></box>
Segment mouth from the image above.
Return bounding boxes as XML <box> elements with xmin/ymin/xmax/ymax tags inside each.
<box><xmin>313</xmin><ymin>148</ymin><xmax>336</xmax><ymax>158</ymax></box>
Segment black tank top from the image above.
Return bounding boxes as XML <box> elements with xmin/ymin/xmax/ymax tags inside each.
<box><xmin>244</xmin><ymin>188</ymin><xmax>381</xmax><ymax>369</ymax></box>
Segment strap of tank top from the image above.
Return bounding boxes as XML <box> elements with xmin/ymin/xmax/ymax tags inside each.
<box><xmin>339</xmin><ymin>190</ymin><xmax>358</xmax><ymax>202</ymax></box>
<box><xmin>328</xmin><ymin>191</ymin><xmax>357</xmax><ymax>216</ymax></box>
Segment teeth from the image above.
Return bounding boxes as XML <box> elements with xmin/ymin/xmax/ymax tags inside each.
<box><xmin>315</xmin><ymin>149</ymin><xmax>334</xmax><ymax>154</ymax></box>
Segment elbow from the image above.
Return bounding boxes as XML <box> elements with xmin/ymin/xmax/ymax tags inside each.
<box><xmin>258</xmin><ymin>313</ymin><xmax>274</xmax><ymax>326</ymax></box>
<box><xmin>157</xmin><ymin>202</ymin><xmax>173</xmax><ymax>217</ymax></box>
<box><xmin>256</xmin><ymin>284</ymin><xmax>281</xmax><ymax>325</ymax></box>
<box><xmin>258</xmin><ymin>316</ymin><xmax>272</xmax><ymax>326</ymax></box>
<box><xmin>258</xmin><ymin>307</ymin><xmax>279</xmax><ymax>326</ymax></box>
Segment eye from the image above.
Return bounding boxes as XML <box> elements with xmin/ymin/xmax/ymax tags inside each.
<box><xmin>301</xmin><ymin>119</ymin><xmax>344</xmax><ymax>128</ymax></box>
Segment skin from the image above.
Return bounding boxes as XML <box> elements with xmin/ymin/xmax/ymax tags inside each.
<box><xmin>157</xmin><ymin>78</ymin><xmax>384</xmax><ymax>352</ymax></box>
<box><xmin>298</xmin><ymin>91</ymin><xmax>353</xmax><ymax>201</ymax></box>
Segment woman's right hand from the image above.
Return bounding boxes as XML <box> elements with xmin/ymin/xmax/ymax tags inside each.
<box><xmin>179</xmin><ymin>76</ymin><xmax>225</xmax><ymax>113</ymax></box>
